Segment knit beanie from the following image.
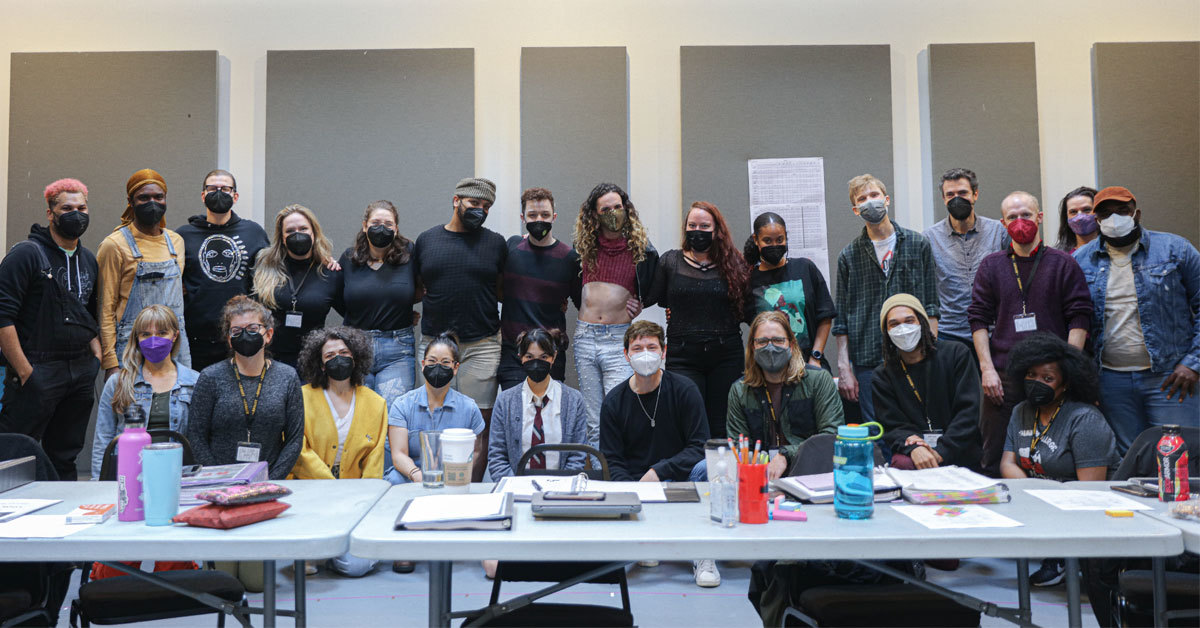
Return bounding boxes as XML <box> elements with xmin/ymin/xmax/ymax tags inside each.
<box><xmin>455</xmin><ymin>177</ymin><xmax>496</xmax><ymax>203</ymax></box>
<box><xmin>879</xmin><ymin>293</ymin><xmax>929</xmax><ymax>335</ymax></box>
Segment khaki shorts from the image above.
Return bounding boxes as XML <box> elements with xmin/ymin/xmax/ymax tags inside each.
<box><xmin>418</xmin><ymin>332</ymin><xmax>501</xmax><ymax>410</ymax></box>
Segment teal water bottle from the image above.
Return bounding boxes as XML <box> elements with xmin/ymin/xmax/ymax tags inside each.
<box><xmin>834</xmin><ymin>422</ymin><xmax>883</xmax><ymax>520</ymax></box>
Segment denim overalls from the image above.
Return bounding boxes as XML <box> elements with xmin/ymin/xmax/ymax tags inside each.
<box><xmin>112</xmin><ymin>227</ymin><xmax>192</xmax><ymax>368</ymax></box>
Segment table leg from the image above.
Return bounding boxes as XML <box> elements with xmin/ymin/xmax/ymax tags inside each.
<box><xmin>428</xmin><ymin>560</ymin><xmax>452</xmax><ymax>628</ymax></box>
<box><xmin>263</xmin><ymin>560</ymin><xmax>277</xmax><ymax>628</ymax></box>
<box><xmin>1065</xmin><ymin>557</ymin><xmax>1081</xmax><ymax>628</ymax></box>
<box><xmin>1152</xmin><ymin>556</ymin><xmax>1167</xmax><ymax>628</ymax></box>
<box><xmin>294</xmin><ymin>560</ymin><xmax>307</xmax><ymax>628</ymax></box>
<box><xmin>1016</xmin><ymin>558</ymin><xmax>1031</xmax><ymax>623</ymax></box>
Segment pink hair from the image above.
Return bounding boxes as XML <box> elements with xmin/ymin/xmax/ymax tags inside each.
<box><xmin>44</xmin><ymin>178</ymin><xmax>88</xmax><ymax>207</ymax></box>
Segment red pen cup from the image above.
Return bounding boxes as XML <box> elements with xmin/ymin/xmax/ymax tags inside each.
<box><xmin>737</xmin><ymin>463</ymin><xmax>769</xmax><ymax>524</ymax></box>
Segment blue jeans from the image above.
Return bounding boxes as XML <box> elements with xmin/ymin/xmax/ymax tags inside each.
<box><xmin>686</xmin><ymin>460</ymin><xmax>709</xmax><ymax>482</ymax></box>
<box><xmin>368</xmin><ymin>328</ymin><xmax>416</xmax><ymax>485</ymax></box>
<box><xmin>573</xmin><ymin>321</ymin><xmax>633</xmax><ymax>446</ymax></box>
<box><xmin>853</xmin><ymin>365</ymin><xmax>877</xmax><ymax>422</ymax></box>
<box><xmin>1099</xmin><ymin>368</ymin><xmax>1200</xmax><ymax>454</ymax></box>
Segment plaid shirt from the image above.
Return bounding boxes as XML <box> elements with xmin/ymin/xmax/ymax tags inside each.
<box><xmin>832</xmin><ymin>223</ymin><xmax>940</xmax><ymax>368</ymax></box>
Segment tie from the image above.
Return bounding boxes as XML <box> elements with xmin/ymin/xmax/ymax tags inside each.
<box><xmin>530</xmin><ymin>395</ymin><xmax>549</xmax><ymax>469</ymax></box>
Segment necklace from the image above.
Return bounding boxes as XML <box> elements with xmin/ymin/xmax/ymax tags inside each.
<box><xmin>635</xmin><ymin>386</ymin><xmax>661</xmax><ymax>428</ymax></box>
<box><xmin>683</xmin><ymin>253</ymin><xmax>715</xmax><ymax>272</ymax></box>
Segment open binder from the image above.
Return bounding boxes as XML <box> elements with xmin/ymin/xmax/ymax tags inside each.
<box><xmin>394</xmin><ymin>492</ymin><xmax>515</xmax><ymax>531</ymax></box>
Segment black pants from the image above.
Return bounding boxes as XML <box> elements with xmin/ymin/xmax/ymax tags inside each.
<box><xmin>188</xmin><ymin>335</ymin><xmax>229</xmax><ymax>372</ymax></box>
<box><xmin>666</xmin><ymin>334</ymin><xmax>744</xmax><ymax>440</ymax></box>
<box><xmin>497</xmin><ymin>343</ymin><xmax>567</xmax><ymax>391</ymax></box>
<box><xmin>0</xmin><ymin>353</ymin><xmax>99</xmax><ymax>481</ymax></box>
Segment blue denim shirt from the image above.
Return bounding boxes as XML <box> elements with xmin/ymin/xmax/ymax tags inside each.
<box><xmin>387</xmin><ymin>385</ymin><xmax>484</xmax><ymax>468</ymax></box>
<box><xmin>1074</xmin><ymin>229</ymin><xmax>1200</xmax><ymax>374</ymax></box>
<box><xmin>90</xmin><ymin>360</ymin><xmax>200</xmax><ymax>479</ymax></box>
<box><xmin>924</xmin><ymin>215</ymin><xmax>1009</xmax><ymax>340</ymax></box>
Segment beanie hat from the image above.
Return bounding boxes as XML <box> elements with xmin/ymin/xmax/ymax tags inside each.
<box><xmin>455</xmin><ymin>177</ymin><xmax>496</xmax><ymax>203</ymax></box>
<box><xmin>879</xmin><ymin>293</ymin><xmax>929</xmax><ymax>335</ymax></box>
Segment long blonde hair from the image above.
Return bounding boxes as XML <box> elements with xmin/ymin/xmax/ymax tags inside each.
<box><xmin>252</xmin><ymin>204</ymin><xmax>335</xmax><ymax>309</ymax></box>
<box><xmin>744</xmin><ymin>311</ymin><xmax>806</xmax><ymax>388</ymax></box>
<box><xmin>112</xmin><ymin>305</ymin><xmax>181</xmax><ymax>415</ymax></box>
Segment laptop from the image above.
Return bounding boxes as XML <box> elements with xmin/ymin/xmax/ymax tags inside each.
<box><xmin>530</xmin><ymin>491</ymin><xmax>642</xmax><ymax>519</ymax></box>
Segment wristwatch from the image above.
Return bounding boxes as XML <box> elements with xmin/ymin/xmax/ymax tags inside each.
<box><xmin>809</xmin><ymin>350</ymin><xmax>824</xmax><ymax>361</ymax></box>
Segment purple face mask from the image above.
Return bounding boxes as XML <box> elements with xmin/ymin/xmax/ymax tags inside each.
<box><xmin>139</xmin><ymin>336</ymin><xmax>174</xmax><ymax>364</ymax></box>
<box><xmin>1068</xmin><ymin>212</ymin><xmax>1098</xmax><ymax>236</ymax></box>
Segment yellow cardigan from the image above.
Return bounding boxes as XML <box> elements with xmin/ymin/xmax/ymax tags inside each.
<box><xmin>290</xmin><ymin>384</ymin><xmax>388</xmax><ymax>480</ymax></box>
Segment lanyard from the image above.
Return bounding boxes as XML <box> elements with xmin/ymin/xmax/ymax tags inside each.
<box><xmin>763</xmin><ymin>387</ymin><xmax>783</xmax><ymax>448</ymax></box>
<box><xmin>286</xmin><ymin>262</ymin><xmax>315</xmax><ymax>311</ymax></box>
<box><xmin>1009</xmin><ymin>244</ymin><xmax>1043</xmax><ymax>316</ymax></box>
<box><xmin>1030</xmin><ymin>399</ymin><xmax>1065</xmax><ymax>453</ymax></box>
<box><xmin>232</xmin><ymin>359</ymin><xmax>269</xmax><ymax>441</ymax></box>
<box><xmin>899</xmin><ymin>361</ymin><xmax>933</xmax><ymax>432</ymax></box>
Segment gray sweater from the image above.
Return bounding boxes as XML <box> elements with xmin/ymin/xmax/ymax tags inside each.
<box><xmin>186</xmin><ymin>359</ymin><xmax>305</xmax><ymax>479</ymax></box>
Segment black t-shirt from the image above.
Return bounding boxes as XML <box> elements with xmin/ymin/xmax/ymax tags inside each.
<box><xmin>500</xmin><ymin>236</ymin><xmax>574</xmax><ymax>347</ymax></box>
<box><xmin>414</xmin><ymin>225</ymin><xmax>507</xmax><ymax>342</ymax></box>
<box><xmin>336</xmin><ymin>246</ymin><xmax>417</xmax><ymax>331</ymax></box>
<box><xmin>648</xmin><ymin>249</ymin><xmax>742</xmax><ymax>340</ymax></box>
<box><xmin>176</xmin><ymin>213</ymin><xmax>270</xmax><ymax>341</ymax></box>
<box><xmin>269</xmin><ymin>256</ymin><xmax>342</xmax><ymax>365</ymax></box>
<box><xmin>747</xmin><ymin>257</ymin><xmax>837</xmax><ymax>351</ymax></box>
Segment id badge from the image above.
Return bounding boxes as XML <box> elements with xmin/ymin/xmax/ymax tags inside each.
<box><xmin>768</xmin><ymin>448</ymin><xmax>780</xmax><ymax>461</ymax></box>
<box><xmin>1013</xmin><ymin>313</ymin><xmax>1038</xmax><ymax>332</ymax></box>
<box><xmin>285</xmin><ymin>311</ymin><xmax>303</xmax><ymax>328</ymax></box>
<box><xmin>923</xmin><ymin>431</ymin><xmax>943</xmax><ymax>449</ymax></box>
<box><xmin>236</xmin><ymin>441</ymin><xmax>261</xmax><ymax>463</ymax></box>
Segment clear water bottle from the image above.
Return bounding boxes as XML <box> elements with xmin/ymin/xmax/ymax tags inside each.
<box><xmin>834</xmin><ymin>423</ymin><xmax>883</xmax><ymax>520</ymax></box>
<box><xmin>710</xmin><ymin>447</ymin><xmax>737</xmax><ymax>528</ymax></box>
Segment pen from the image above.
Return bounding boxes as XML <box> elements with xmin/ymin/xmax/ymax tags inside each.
<box><xmin>532</xmin><ymin>480</ymin><xmax>543</xmax><ymax>492</ymax></box>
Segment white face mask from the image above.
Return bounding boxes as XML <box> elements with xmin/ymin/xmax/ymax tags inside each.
<box><xmin>629</xmin><ymin>350</ymin><xmax>662</xmax><ymax>377</ymax></box>
<box><xmin>888</xmin><ymin>323</ymin><xmax>922</xmax><ymax>353</ymax></box>
<box><xmin>1099</xmin><ymin>213</ymin><xmax>1136</xmax><ymax>238</ymax></box>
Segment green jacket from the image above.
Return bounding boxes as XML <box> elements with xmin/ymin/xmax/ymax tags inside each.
<box><xmin>726</xmin><ymin>368</ymin><xmax>844</xmax><ymax>463</ymax></box>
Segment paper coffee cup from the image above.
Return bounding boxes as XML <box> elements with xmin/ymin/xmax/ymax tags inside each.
<box><xmin>441</xmin><ymin>428</ymin><xmax>476</xmax><ymax>490</ymax></box>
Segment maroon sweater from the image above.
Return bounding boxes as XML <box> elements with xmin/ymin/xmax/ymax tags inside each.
<box><xmin>967</xmin><ymin>243</ymin><xmax>1093</xmax><ymax>369</ymax></box>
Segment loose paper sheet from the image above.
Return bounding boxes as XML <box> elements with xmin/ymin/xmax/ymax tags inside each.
<box><xmin>748</xmin><ymin>157</ymin><xmax>831</xmax><ymax>282</ymax></box>
<box><xmin>892</xmin><ymin>505</ymin><xmax>1023</xmax><ymax>530</ymax></box>
<box><xmin>0</xmin><ymin>499</ymin><xmax>60</xmax><ymax>522</ymax></box>
<box><xmin>1025</xmin><ymin>489</ymin><xmax>1152</xmax><ymax>511</ymax></box>
<box><xmin>0</xmin><ymin>514</ymin><xmax>94</xmax><ymax>538</ymax></box>
<box><xmin>493</xmin><ymin>476</ymin><xmax>667</xmax><ymax>502</ymax></box>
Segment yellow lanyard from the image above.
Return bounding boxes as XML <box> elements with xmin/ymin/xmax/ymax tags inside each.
<box><xmin>1030</xmin><ymin>400</ymin><xmax>1065</xmax><ymax>453</ymax></box>
<box><xmin>764</xmin><ymin>388</ymin><xmax>782</xmax><ymax>448</ymax></box>
<box><xmin>232</xmin><ymin>359</ymin><xmax>269</xmax><ymax>441</ymax></box>
<box><xmin>899</xmin><ymin>361</ymin><xmax>932</xmax><ymax>432</ymax></box>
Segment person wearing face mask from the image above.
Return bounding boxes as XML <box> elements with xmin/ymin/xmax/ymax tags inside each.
<box><xmin>96</xmin><ymin>168</ymin><xmax>192</xmax><ymax>377</ymax></box>
<box><xmin>743</xmin><ymin>212</ymin><xmax>836</xmax><ymax>369</ymax></box>
<box><xmin>290</xmin><ymin>326</ymin><xmax>387</xmax><ymax>577</ymax></box>
<box><xmin>968</xmin><ymin>191</ymin><xmax>1093</xmax><ymax>477</ymax></box>
<box><xmin>1000</xmin><ymin>332</ymin><xmax>1116</xmax><ymax>586</ymax></box>
<box><xmin>250</xmin><ymin>204</ymin><xmax>342</xmax><ymax>367</ymax></box>
<box><xmin>497</xmin><ymin>188</ymin><xmax>574</xmax><ymax>390</ymax></box>
<box><xmin>413</xmin><ymin>177</ymin><xmax>506</xmax><ymax>482</ymax></box>
<box><xmin>726</xmin><ymin>311</ymin><xmax>843</xmax><ymax>482</ymax></box>
<box><xmin>648</xmin><ymin>202</ymin><xmax>749</xmax><ymax>440</ymax></box>
<box><xmin>1073</xmin><ymin>186</ymin><xmax>1200</xmax><ymax>453</ymax></box>
<box><xmin>176</xmin><ymin>169</ymin><xmax>270</xmax><ymax>370</ymax></box>
<box><xmin>872</xmin><ymin>294</ymin><xmax>981</xmax><ymax>471</ymax></box>
<box><xmin>832</xmin><ymin>174</ymin><xmax>939</xmax><ymax>422</ymax></box>
<box><xmin>1053</xmin><ymin>186</ymin><xmax>1098</xmax><ymax>253</ymax></box>
<box><xmin>91</xmin><ymin>305</ymin><xmax>199</xmax><ymax>479</ymax></box>
<box><xmin>924</xmin><ymin>168</ymin><xmax>1008</xmax><ymax>358</ymax></box>
<box><xmin>0</xmin><ymin>178</ymin><xmax>102</xmax><ymax>481</ymax></box>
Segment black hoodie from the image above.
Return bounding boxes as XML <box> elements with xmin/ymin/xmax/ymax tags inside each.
<box><xmin>176</xmin><ymin>212</ymin><xmax>270</xmax><ymax>342</ymax></box>
<box><xmin>0</xmin><ymin>224</ymin><xmax>99</xmax><ymax>359</ymax></box>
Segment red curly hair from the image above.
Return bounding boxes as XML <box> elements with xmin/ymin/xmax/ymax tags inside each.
<box><xmin>682</xmin><ymin>201</ymin><xmax>750</xmax><ymax>319</ymax></box>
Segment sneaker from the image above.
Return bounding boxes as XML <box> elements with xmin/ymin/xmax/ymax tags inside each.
<box><xmin>637</xmin><ymin>560</ymin><xmax>659</xmax><ymax>568</ymax></box>
<box><xmin>392</xmin><ymin>560</ymin><xmax>415</xmax><ymax>574</ymax></box>
<box><xmin>693</xmin><ymin>559</ymin><xmax>721</xmax><ymax>588</ymax></box>
<box><xmin>1030</xmin><ymin>558</ymin><xmax>1065</xmax><ymax>587</ymax></box>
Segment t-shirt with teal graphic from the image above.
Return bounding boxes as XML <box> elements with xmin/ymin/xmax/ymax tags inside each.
<box><xmin>746</xmin><ymin>257</ymin><xmax>836</xmax><ymax>352</ymax></box>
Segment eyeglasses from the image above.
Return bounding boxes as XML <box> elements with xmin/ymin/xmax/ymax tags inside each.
<box><xmin>204</xmin><ymin>185</ymin><xmax>235</xmax><ymax>194</ymax></box>
<box><xmin>423</xmin><ymin>358</ymin><xmax>456</xmax><ymax>368</ymax></box>
<box><xmin>229</xmin><ymin>324</ymin><xmax>265</xmax><ymax>336</ymax></box>
<box><xmin>752</xmin><ymin>336</ymin><xmax>788</xmax><ymax>348</ymax></box>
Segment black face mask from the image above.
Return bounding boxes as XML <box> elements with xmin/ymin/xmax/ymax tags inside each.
<box><xmin>686</xmin><ymin>229</ymin><xmax>714</xmax><ymax>252</ymax></box>
<box><xmin>1101</xmin><ymin>224</ymin><xmax>1142</xmax><ymax>249</ymax></box>
<box><xmin>1023</xmin><ymin>378</ymin><xmax>1058</xmax><ymax>407</ymax></box>
<box><xmin>946</xmin><ymin>196</ymin><xmax>973</xmax><ymax>221</ymax></box>
<box><xmin>133</xmin><ymin>200</ymin><xmax>166</xmax><ymax>226</ymax></box>
<box><xmin>230</xmin><ymin>329</ymin><xmax>265</xmax><ymax>357</ymax></box>
<box><xmin>204</xmin><ymin>190</ymin><xmax>234</xmax><ymax>214</ymax></box>
<box><xmin>759</xmin><ymin>244</ymin><xmax>787</xmax><ymax>266</ymax></box>
<box><xmin>525</xmin><ymin>221</ymin><xmax>552</xmax><ymax>241</ymax></box>
<box><xmin>366</xmin><ymin>225</ymin><xmax>395</xmax><ymax>248</ymax></box>
<box><xmin>54</xmin><ymin>210</ymin><xmax>89</xmax><ymax>240</ymax></box>
<box><xmin>423</xmin><ymin>363</ymin><xmax>454</xmax><ymax>388</ymax></box>
<box><xmin>285</xmin><ymin>232</ymin><xmax>313</xmax><ymax>256</ymax></box>
<box><xmin>521</xmin><ymin>358</ymin><xmax>552</xmax><ymax>383</ymax></box>
<box><xmin>459</xmin><ymin>204</ymin><xmax>487</xmax><ymax>231</ymax></box>
<box><xmin>324</xmin><ymin>355</ymin><xmax>354</xmax><ymax>381</ymax></box>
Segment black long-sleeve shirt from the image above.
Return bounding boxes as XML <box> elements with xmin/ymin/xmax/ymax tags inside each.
<box><xmin>599</xmin><ymin>369</ymin><xmax>709</xmax><ymax>481</ymax></box>
<box><xmin>871</xmin><ymin>339</ymin><xmax>982</xmax><ymax>470</ymax></box>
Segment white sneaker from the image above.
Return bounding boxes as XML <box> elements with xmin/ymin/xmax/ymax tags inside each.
<box><xmin>637</xmin><ymin>559</ymin><xmax>659</xmax><ymax>568</ymax></box>
<box><xmin>693</xmin><ymin>559</ymin><xmax>720</xmax><ymax>587</ymax></box>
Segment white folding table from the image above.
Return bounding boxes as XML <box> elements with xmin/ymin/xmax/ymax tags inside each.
<box><xmin>0</xmin><ymin>479</ymin><xmax>389</xmax><ymax>627</ymax></box>
<box><xmin>350</xmin><ymin>478</ymin><xmax>1184</xmax><ymax>628</ymax></box>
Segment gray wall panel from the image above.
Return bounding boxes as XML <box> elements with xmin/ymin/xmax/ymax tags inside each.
<box><xmin>928</xmin><ymin>43</ymin><xmax>1041</xmax><ymax>218</ymax></box>
<box><xmin>1094</xmin><ymin>42</ymin><xmax>1200</xmax><ymax>246</ymax></box>
<box><xmin>7</xmin><ymin>51</ymin><xmax>218</xmax><ymax>249</ymax></box>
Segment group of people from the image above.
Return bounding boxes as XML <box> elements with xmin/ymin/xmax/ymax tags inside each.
<box><xmin>0</xmin><ymin>164</ymin><xmax>1196</xmax><ymax>596</ymax></box>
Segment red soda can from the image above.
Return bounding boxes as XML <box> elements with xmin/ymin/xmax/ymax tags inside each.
<box><xmin>1156</xmin><ymin>425</ymin><xmax>1190</xmax><ymax>502</ymax></box>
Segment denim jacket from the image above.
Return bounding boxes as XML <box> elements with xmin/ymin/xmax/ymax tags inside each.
<box><xmin>90</xmin><ymin>360</ymin><xmax>200</xmax><ymax>479</ymax></box>
<box><xmin>1074</xmin><ymin>229</ymin><xmax>1200</xmax><ymax>374</ymax></box>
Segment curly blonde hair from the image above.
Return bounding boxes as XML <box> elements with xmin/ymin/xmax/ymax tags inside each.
<box><xmin>572</xmin><ymin>183</ymin><xmax>649</xmax><ymax>273</ymax></box>
<box><xmin>252</xmin><ymin>204</ymin><xmax>335</xmax><ymax>310</ymax></box>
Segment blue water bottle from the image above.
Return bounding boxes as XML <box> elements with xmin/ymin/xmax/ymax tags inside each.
<box><xmin>834</xmin><ymin>422</ymin><xmax>883</xmax><ymax>520</ymax></box>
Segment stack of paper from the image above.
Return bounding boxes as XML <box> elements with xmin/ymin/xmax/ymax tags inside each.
<box><xmin>395</xmin><ymin>493</ymin><xmax>515</xmax><ymax>531</ymax></box>
<box><xmin>772</xmin><ymin>468</ymin><xmax>902</xmax><ymax>504</ymax></box>
<box><xmin>0</xmin><ymin>498</ymin><xmax>60</xmax><ymax>523</ymax></box>
<box><xmin>884</xmin><ymin>466</ymin><xmax>1010</xmax><ymax>504</ymax></box>
<box><xmin>492</xmin><ymin>476</ymin><xmax>668</xmax><ymax>503</ymax></box>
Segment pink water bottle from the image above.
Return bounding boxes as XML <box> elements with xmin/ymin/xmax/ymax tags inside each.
<box><xmin>117</xmin><ymin>405</ymin><xmax>151</xmax><ymax>521</ymax></box>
